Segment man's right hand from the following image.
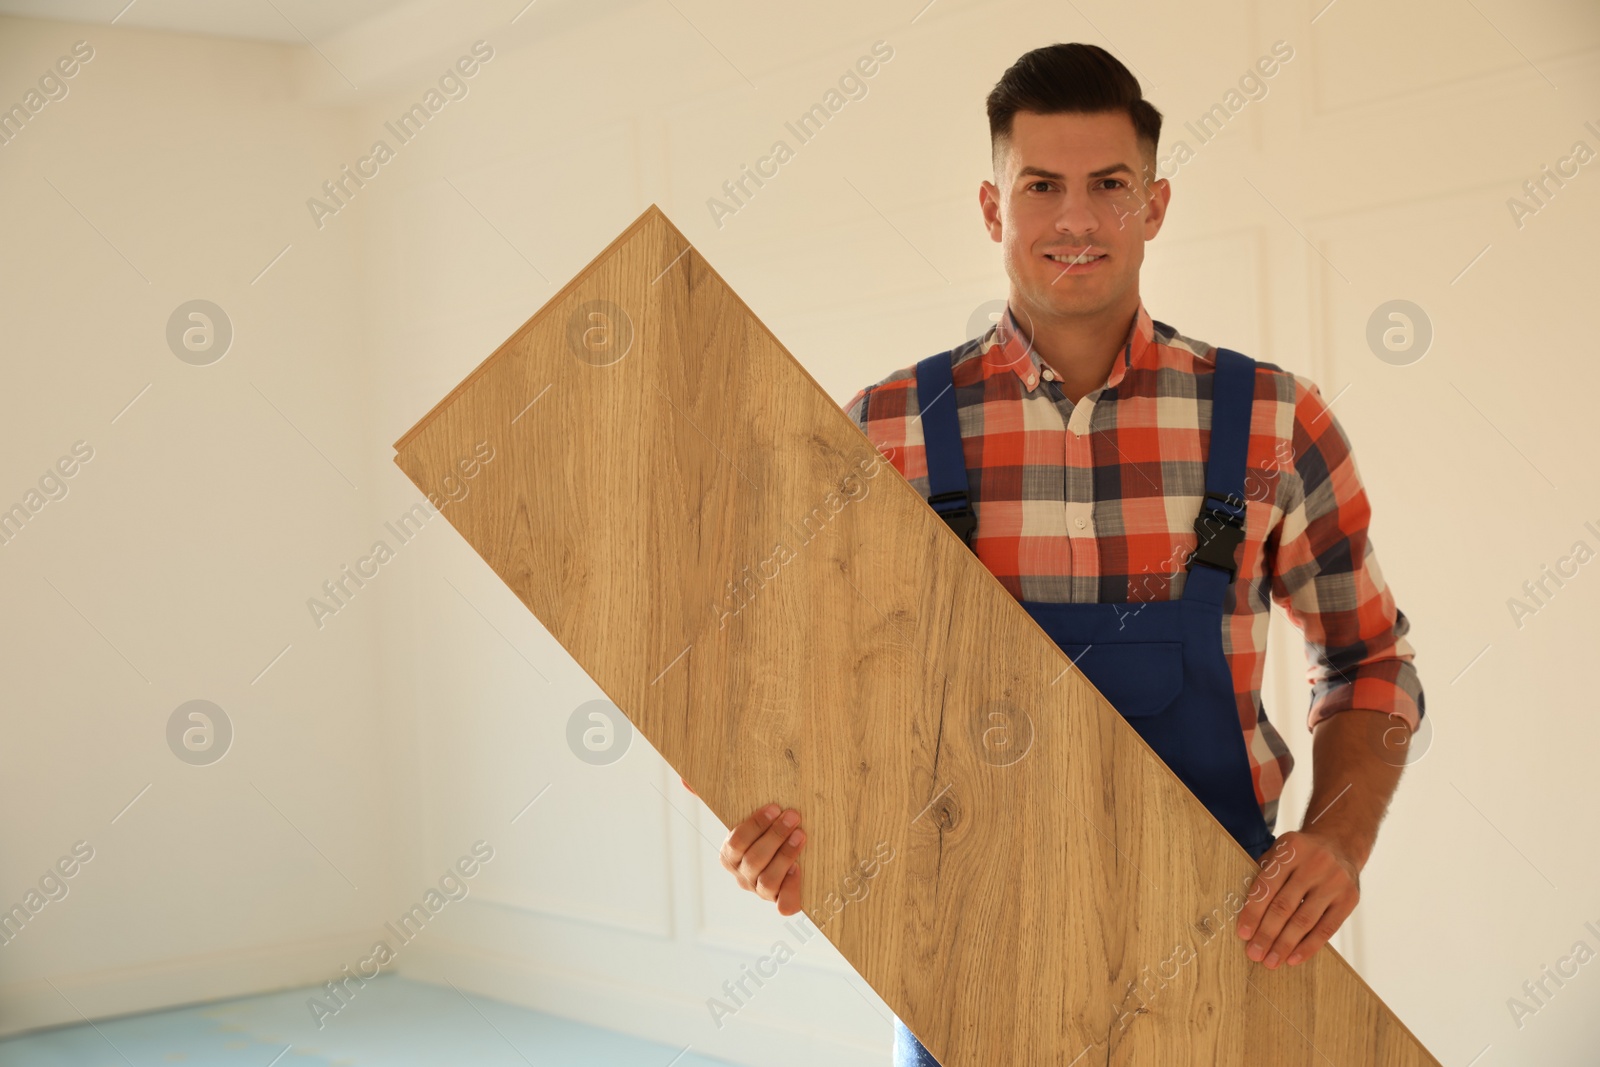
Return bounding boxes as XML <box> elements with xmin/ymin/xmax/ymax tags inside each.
<box><xmin>680</xmin><ymin>778</ymin><xmax>808</xmax><ymax>916</ymax></box>
<box><xmin>720</xmin><ymin>804</ymin><xmax>807</xmax><ymax>915</ymax></box>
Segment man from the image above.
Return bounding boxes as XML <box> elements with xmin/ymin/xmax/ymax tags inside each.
<box><xmin>700</xmin><ymin>42</ymin><xmax>1425</xmax><ymax>1065</ymax></box>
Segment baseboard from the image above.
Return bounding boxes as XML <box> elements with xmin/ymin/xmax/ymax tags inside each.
<box><xmin>0</xmin><ymin>931</ymin><xmax>376</xmax><ymax>1039</ymax></box>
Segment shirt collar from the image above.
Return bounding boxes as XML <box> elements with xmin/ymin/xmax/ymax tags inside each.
<box><xmin>982</xmin><ymin>300</ymin><xmax>1156</xmax><ymax>395</ymax></box>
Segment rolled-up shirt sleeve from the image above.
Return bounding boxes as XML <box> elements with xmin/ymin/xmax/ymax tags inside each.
<box><xmin>1270</xmin><ymin>374</ymin><xmax>1425</xmax><ymax>733</ymax></box>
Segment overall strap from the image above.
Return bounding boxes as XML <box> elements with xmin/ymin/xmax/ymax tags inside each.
<box><xmin>1184</xmin><ymin>347</ymin><xmax>1256</xmax><ymax>604</ymax></box>
<box><xmin>914</xmin><ymin>349</ymin><xmax>976</xmax><ymax>546</ymax></box>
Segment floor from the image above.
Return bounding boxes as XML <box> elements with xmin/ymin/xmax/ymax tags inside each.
<box><xmin>0</xmin><ymin>975</ymin><xmax>745</xmax><ymax>1066</ymax></box>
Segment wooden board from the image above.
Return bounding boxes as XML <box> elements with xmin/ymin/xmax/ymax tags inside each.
<box><xmin>392</xmin><ymin>204</ymin><xmax>1439</xmax><ymax>1066</ymax></box>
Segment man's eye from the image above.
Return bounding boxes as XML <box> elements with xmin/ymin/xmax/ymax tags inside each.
<box><xmin>1101</xmin><ymin>179</ymin><xmax>1126</xmax><ymax>190</ymax></box>
<box><xmin>1027</xmin><ymin>181</ymin><xmax>1053</xmax><ymax>192</ymax></box>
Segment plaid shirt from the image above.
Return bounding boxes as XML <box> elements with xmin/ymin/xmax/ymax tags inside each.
<box><xmin>843</xmin><ymin>301</ymin><xmax>1424</xmax><ymax>832</ymax></box>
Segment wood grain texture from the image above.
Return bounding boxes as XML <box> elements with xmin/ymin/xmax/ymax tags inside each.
<box><xmin>393</xmin><ymin>204</ymin><xmax>1439</xmax><ymax>1066</ymax></box>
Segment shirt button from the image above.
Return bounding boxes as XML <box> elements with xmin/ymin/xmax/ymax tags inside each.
<box><xmin>1041</xmin><ymin>367</ymin><xmax>1055</xmax><ymax>381</ymax></box>
<box><xmin>1074</xmin><ymin>517</ymin><xmax>1087</xmax><ymax>529</ymax></box>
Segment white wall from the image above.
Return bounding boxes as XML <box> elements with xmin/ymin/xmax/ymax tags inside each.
<box><xmin>0</xmin><ymin>8</ymin><xmax>412</xmax><ymax>1029</ymax></box>
<box><xmin>2</xmin><ymin>1</ymin><xmax>1599</xmax><ymax>1064</ymax></box>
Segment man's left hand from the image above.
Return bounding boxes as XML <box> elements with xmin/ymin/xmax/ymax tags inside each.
<box><xmin>1235</xmin><ymin>830</ymin><xmax>1360</xmax><ymax>969</ymax></box>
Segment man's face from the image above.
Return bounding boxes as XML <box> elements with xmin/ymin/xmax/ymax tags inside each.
<box><xmin>979</xmin><ymin>109</ymin><xmax>1169</xmax><ymax>324</ymax></box>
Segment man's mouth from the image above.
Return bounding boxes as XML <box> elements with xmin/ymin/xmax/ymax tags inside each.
<box><xmin>1045</xmin><ymin>250</ymin><xmax>1106</xmax><ymax>266</ymax></box>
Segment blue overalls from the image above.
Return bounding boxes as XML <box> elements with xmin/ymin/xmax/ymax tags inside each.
<box><xmin>891</xmin><ymin>344</ymin><xmax>1276</xmax><ymax>1067</ymax></box>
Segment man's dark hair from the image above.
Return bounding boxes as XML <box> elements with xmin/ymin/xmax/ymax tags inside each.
<box><xmin>986</xmin><ymin>43</ymin><xmax>1163</xmax><ymax>178</ymax></box>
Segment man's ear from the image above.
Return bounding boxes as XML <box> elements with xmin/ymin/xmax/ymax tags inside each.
<box><xmin>979</xmin><ymin>179</ymin><xmax>1004</xmax><ymax>243</ymax></box>
<box><xmin>1140</xmin><ymin>176</ymin><xmax>1172</xmax><ymax>238</ymax></box>
<box><xmin>1152</xmin><ymin>175</ymin><xmax>1177</xmax><ymax>235</ymax></box>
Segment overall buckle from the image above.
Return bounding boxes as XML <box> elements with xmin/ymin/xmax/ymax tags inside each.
<box><xmin>1188</xmin><ymin>491</ymin><xmax>1246</xmax><ymax>577</ymax></box>
<box><xmin>929</xmin><ymin>490</ymin><xmax>976</xmax><ymax>546</ymax></box>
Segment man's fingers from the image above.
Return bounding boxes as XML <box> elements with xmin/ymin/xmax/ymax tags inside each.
<box><xmin>776</xmin><ymin>860</ymin><xmax>804</xmax><ymax>916</ymax></box>
<box><xmin>1285</xmin><ymin>895</ymin><xmax>1358</xmax><ymax>966</ymax></box>
<box><xmin>1262</xmin><ymin>889</ymin><xmax>1338</xmax><ymax>969</ymax></box>
<box><xmin>680</xmin><ymin>775</ymin><xmax>698</xmax><ymax>797</ymax></box>
<box><xmin>1246</xmin><ymin>867</ymin><xmax>1314</xmax><ymax>962</ymax></box>
<box><xmin>1236</xmin><ymin>841</ymin><xmax>1300</xmax><ymax>940</ymax></box>
<box><xmin>716</xmin><ymin>803</ymin><xmax>808</xmax><ymax>910</ymax></box>
<box><xmin>720</xmin><ymin>804</ymin><xmax>782</xmax><ymax>877</ymax></box>
<box><xmin>741</xmin><ymin>811</ymin><xmax>801</xmax><ymax>893</ymax></box>
<box><xmin>749</xmin><ymin>821</ymin><xmax>806</xmax><ymax>902</ymax></box>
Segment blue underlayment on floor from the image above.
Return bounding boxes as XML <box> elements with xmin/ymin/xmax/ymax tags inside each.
<box><xmin>0</xmin><ymin>974</ymin><xmax>745</xmax><ymax>1066</ymax></box>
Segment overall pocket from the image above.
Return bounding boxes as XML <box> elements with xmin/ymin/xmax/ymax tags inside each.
<box><xmin>1060</xmin><ymin>641</ymin><xmax>1184</xmax><ymax>720</ymax></box>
